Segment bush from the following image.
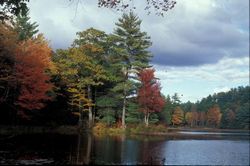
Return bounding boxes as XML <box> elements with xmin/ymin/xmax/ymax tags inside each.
<box><xmin>129</xmin><ymin>124</ymin><xmax>168</xmax><ymax>134</ymax></box>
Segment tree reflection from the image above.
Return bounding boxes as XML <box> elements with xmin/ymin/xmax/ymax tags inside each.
<box><xmin>70</xmin><ymin>133</ymin><xmax>92</xmax><ymax>165</ymax></box>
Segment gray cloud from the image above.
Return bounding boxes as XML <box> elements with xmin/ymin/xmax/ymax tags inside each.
<box><xmin>145</xmin><ymin>0</ymin><xmax>249</xmax><ymax>66</ymax></box>
<box><xmin>28</xmin><ymin>0</ymin><xmax>249</xmax><ymax>67</ymax></box>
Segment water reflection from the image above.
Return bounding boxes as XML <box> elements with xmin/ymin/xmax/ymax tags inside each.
<box><xmin>69</xmin><ymin>132</ymin><xmax>250</xmax><ymax>165</ymax></box>
<box><xmin>69</xmin><ymin>133</ymin><xmax>92</xmax><ymax>165</ymax></box>
<box><xmin>0</xmin><ymin>132</ymin><xmax>249</xmax><ymax>165</ymax></box>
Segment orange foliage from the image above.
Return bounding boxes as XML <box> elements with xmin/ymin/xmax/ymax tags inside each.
<box><xmin>171</xmin><ymin>106</ymin><xmax>184</xmax><ymax>126</ymax></box>
<box><xmin>138</xmin><ymin>68</ymin><xmax>165</xmax><ymax>114</ymax></box>
<box><xmin>15</xmin><ymin>35</ymin><xmax>53</xmax><ymax>110</ymax></box>
<box><xmin>207</xmin><ymin>105</ymin><xmax>221</xmax><ymax>127</ymax></box>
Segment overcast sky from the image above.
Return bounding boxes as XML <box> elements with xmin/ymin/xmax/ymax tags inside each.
<box><xmin>28</xmin><ymin>0</ymin><xmax>249</xmax><ymax>102</ymax></box>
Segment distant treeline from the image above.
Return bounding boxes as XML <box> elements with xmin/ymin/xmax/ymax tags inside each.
<box><xmin>168</xmin><ymin>86</ymin><xmax>249</xmax><ymax>129</ymax></box>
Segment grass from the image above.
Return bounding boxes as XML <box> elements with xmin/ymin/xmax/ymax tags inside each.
<box><xmin>92</xmin><ymin>122</ymin><xmax>168</xmax><ymax>137</ymax></box>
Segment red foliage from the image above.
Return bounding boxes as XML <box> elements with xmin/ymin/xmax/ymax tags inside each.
<box><xmin>15</xmin><ymin>36</ymin><xmax>53</xmax><ymax>110</ymax></box>
<box><xmin>137</xmin><ymin>68</ymin><xmax>165</xmax><ymax>115</ymax></box>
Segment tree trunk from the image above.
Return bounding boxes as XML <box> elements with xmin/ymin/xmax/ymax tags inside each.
<box><xmin>85</xmin><ymin>133</ymin><xmax>92</xmax><ymax>165</ymax></box>
<box><xmin>87</xmin><ymin>85</ymin><xmax>93</xmax><ymax>128</ymax></box>
<box><xmin>78</xmin><ymin>100</ymin><xmax>82</xmax><ymax>128</ymax></box>
<box><xmin>145</xmin><ymin>112</ymin><xmax>149</xmax><ymax>127</ymax></box>
<box><xmin>92</xmin><ymin>88</ymin><xmax>97</xmax><ymax>124</ymax></box>
<box><xmin>121</xmin><ymin>67</ymin><xmax>129</xmax><ymax>129</ymax></box>
<box><xmin>122</xmin><ymin>89</ymin><xmax>126</xmax><ymax>129</ymax></box>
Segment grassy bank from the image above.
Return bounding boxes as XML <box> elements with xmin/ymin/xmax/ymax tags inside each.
<box><xmin>92</xmin><ymin>123</ymin><xmax>168</xmax><ymax>136</ymax></box>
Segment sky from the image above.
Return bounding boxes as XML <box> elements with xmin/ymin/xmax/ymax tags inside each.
<box><xmin>28</xmin><ymin>0</ymin><xmax>249</xmax><ymax>102</ymax></box>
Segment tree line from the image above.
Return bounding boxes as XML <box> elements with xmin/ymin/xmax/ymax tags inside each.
<box><xmin>161</xmin><ymin>86</ymin><xmax>249</xmax><ymax>129</ymax></box>
<box><xmin>0</xmin><ymin>10</ymin><xmax>248</xmax><ymax>130</ymax></box>
<box><xmin>0</xmin><ymin>11</ymin><xmax>166</xmax><ymax>128</ymax></box>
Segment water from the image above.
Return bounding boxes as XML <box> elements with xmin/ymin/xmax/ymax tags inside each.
<box><xmin>0</xmin><ymin>131</ymin><xmax>249</xmax><ymax>165</ymax></box>
<box><xmin>178</xmin><ymin>131</ymin><xmax>250</xmax><ymax>136</ymax></box>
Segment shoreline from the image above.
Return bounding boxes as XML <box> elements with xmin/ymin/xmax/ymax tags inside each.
<box><xmin>167</xmin><ymin>127</ymin><xmax>250</xmax><ymax>133</ymax></box>
<box><xmin>0</xmin><ymin>125</ymin><xmax>249</xmax><ymax>136</ymax></box>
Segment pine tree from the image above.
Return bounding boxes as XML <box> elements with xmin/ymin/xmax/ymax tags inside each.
<box><xmin>13</xmin><ymin>11</ymin><xmax>39</xmax><ymax>41</ymax></box>
<box><xmin>114</xmin><ymin>12</ymin><xmax>152</xmax><ymax>128</ymax></box>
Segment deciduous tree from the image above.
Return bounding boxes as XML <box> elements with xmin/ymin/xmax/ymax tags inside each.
<box><xmin>15</xmin><ymin>35</ymin><xmax>53</xmax><ymax>112</ymax></box>
<box><xmin>137</xmin><ymin>68</ymin><xmax>165</xmax><ymax>127</ymax></box>
<box><xmin>171</xmin><ymin>106</ymin><xmax>184</xmax><ymax>126</ymax></box>
<box><xmin>206</xmin><ymin>105</ymin><xmax>221</xmax><ymax>128</ymax></box>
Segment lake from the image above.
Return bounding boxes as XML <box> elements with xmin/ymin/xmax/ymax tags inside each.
<box><xmin>0</xmin><ymin>131</ymin><xmax>249</xmax><ymax>165</ymax></box>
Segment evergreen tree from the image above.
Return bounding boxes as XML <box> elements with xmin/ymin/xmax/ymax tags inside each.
<box><xmin>114</xmin><ymin>12</ymin><xmax>152</xmax><ymax>128</ymax></box>
<box><xmin>13</xmin><ymin>11</ymin><xmax>39</xmax><ymax>41</ymax></box>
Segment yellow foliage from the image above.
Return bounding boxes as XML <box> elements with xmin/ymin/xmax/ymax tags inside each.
<box><xmin>172</xmin><ymin>106</ymin><xmax>184</xmax><ymax>126</ymax></box>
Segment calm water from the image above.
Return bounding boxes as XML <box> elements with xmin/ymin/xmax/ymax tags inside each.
<box><xmin>0</xmin><ymin>131</ymin><xmax>249</xmax><ymax>165</ymax></box>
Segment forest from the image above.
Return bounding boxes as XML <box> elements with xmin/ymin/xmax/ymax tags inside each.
<box><xmin>0</xmin><ymin>6</ymin><xmax>249</xmax><ymax>131</ymax></box>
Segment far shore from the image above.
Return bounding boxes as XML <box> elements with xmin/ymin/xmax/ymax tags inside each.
<box><xmin>167</xmin><ymin>127</ymin><xmax>250</xmax><ymax>133</ymax></box>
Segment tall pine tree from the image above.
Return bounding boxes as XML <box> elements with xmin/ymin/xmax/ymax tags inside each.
<box><xmin>114</xmin><ymin>12</ymin><xmax>152</xmax><ymax>128</ymax></box>
<box><xmin>13</xmin><ymin>11</ymin><xmax>39</xmax><ymax>41</ymax></box>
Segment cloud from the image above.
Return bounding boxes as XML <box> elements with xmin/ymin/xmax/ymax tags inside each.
<box><xmin>145</xmin><ymin>0</ymin><xmax>249</xmax><ymax>66</ymax></box>
<box><xmin>213</xmin><ymin>86</ymin><xmax>230</xmax><ymax>94</ymax></box>
<box><xmin>154</xmin><ymin>56</ymin><xmax>249</xmax><ymax>102</ymax></box>
<box><xmin>27</xmin><ymin>0</ymin><xmax>249</xmax><ymax>102</ymax></box>
<box><xmin>28</xmin><ymin>0</ymin><xmax>249</xmax><ymax>67</ymax></box>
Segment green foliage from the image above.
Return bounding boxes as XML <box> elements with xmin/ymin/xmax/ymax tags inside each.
<box><xmin>13</xmin><ymin>12</ymin><xmax>39</xmax><ymax>41</ymax></box>
<box><xmin>149</xmin><ymin>113</ymin><xmax>159</xmax><ymax>124</ymax></box>
<box><xmin>96</xmin><ymin>96</ymin><xmax>117</xmax><ymax>126</ymax></box>
<box><xmin>235</xmin><ymin>103</ymin><xmax>249</xmax><ymax>129</ymax></box>
<box><xmin>158</xmin><ymin>96</ymin><xmax>173</xmax><ymax>125</ymax></box>
<box><xmin>126</xmin><ymin>101</ymin><xmax>142</xmax><ymax>124</ymax></box>
<box><xmin>0</xmin><ymin>0</ymin><xmax>29</xmax><ymax>21</ymax></box>
<box><xmin>180</xmin><ymin>86</ymin><xmax>250</xmax><ymax>129</ymax></box>
<box><xmin>114</xmin><ymin>12</ymin><xmax>152</xmax><ymax>72</ymax></box>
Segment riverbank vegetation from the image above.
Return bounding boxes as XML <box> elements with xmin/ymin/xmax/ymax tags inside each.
<box><xmin>0</xmin><ymin>6</ymin><xmax>249</xmax><ymax>133</ymax></box>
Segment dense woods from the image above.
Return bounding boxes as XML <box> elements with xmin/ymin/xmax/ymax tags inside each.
<box><xmin>0</xmin><ymin>9</ymin><xmax>249</xmax><ymax>130</ymax></box>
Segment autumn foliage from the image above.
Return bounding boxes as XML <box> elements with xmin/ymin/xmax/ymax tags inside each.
<box><xmin>172</xmin><ymin>106</ymin><xmax>184</xmax><ymax>126</ymax></box>
<box><xmin>207</xmin><ymin>105</ymin><xmax>222</xmax><ymax>127</ymax></box>
<box><xmin>15</xmin><ymin>35</ymin><xmax>53</xmax><ymax>110</ymax></box>
<box><xmin>138</xmin><ymin>68</ymin><xmax>165</xmax><ymax>126</ymax></box>
<box><xmin>0</xmin><ymin>24</ymin><xmax>18</xmax><ymax>103</ymax></box>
